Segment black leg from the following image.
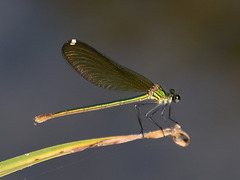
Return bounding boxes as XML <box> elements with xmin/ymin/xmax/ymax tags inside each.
<box><xmin>168</xmin><ymin>105</ymin><xmax>179</xmax><ymax>124</ymax></box>
<box><xmin>134</xmin><ymin>102</ymin><xmax>178</xmax><ymax>137</ymax></box>
<box><xmin>146</xmin><ymin>104</ymin><xmax>166</xmax><ymax>136</ymax></box>
<box><xmin>134</xmin><ymin>104</ymin><xmax>144</xmax><ymax>135</ymax></box>
<box><xmin>134</xmin><ymin>102</ymin><xmax>158</xmax><ymax>136</ymax></box>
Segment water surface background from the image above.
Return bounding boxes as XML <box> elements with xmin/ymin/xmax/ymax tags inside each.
<box><xmin>0</xmin><ymin>1</ymin><xmax>239</xmax><ymax>179</ymax></box>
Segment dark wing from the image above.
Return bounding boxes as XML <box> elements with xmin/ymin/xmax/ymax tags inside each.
<box><xmin>62</xmin><ymin>39</ymin><xmax>154</xmax><ymax>92</ymax></box>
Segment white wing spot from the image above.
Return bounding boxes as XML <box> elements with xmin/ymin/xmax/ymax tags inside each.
<box><xmin>70</xmin><ymin>39</ymin><xmax>77</xmax><ymax>45</ymax></box>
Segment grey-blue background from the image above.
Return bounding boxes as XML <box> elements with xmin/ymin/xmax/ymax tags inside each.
<box><xmin>1</xmin><ymin>1</ymin><xmax>239</xmax><ymax>179</ymax></box>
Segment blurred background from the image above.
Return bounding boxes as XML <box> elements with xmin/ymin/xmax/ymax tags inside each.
<box><xmin>0</xmin><ymin>1</ymin><xmax>239</xmax><ymax>179</ymax></box>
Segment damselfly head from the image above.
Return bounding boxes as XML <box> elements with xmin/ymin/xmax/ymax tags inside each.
<box><xmin>169</xmin><ymin>89</ymin><xmax>180</xmax><ymax>103</ymax></box>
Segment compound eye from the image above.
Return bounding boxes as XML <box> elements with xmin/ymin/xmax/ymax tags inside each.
<box><xmin>169</xmin><ymin>89</ymin><xmax>175</xmax><ymax>94</ymax></box>
<box><xmin>173</xmin><ymin>95</ymin><xmax>181</xmax><ymax>103</ymax></box>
